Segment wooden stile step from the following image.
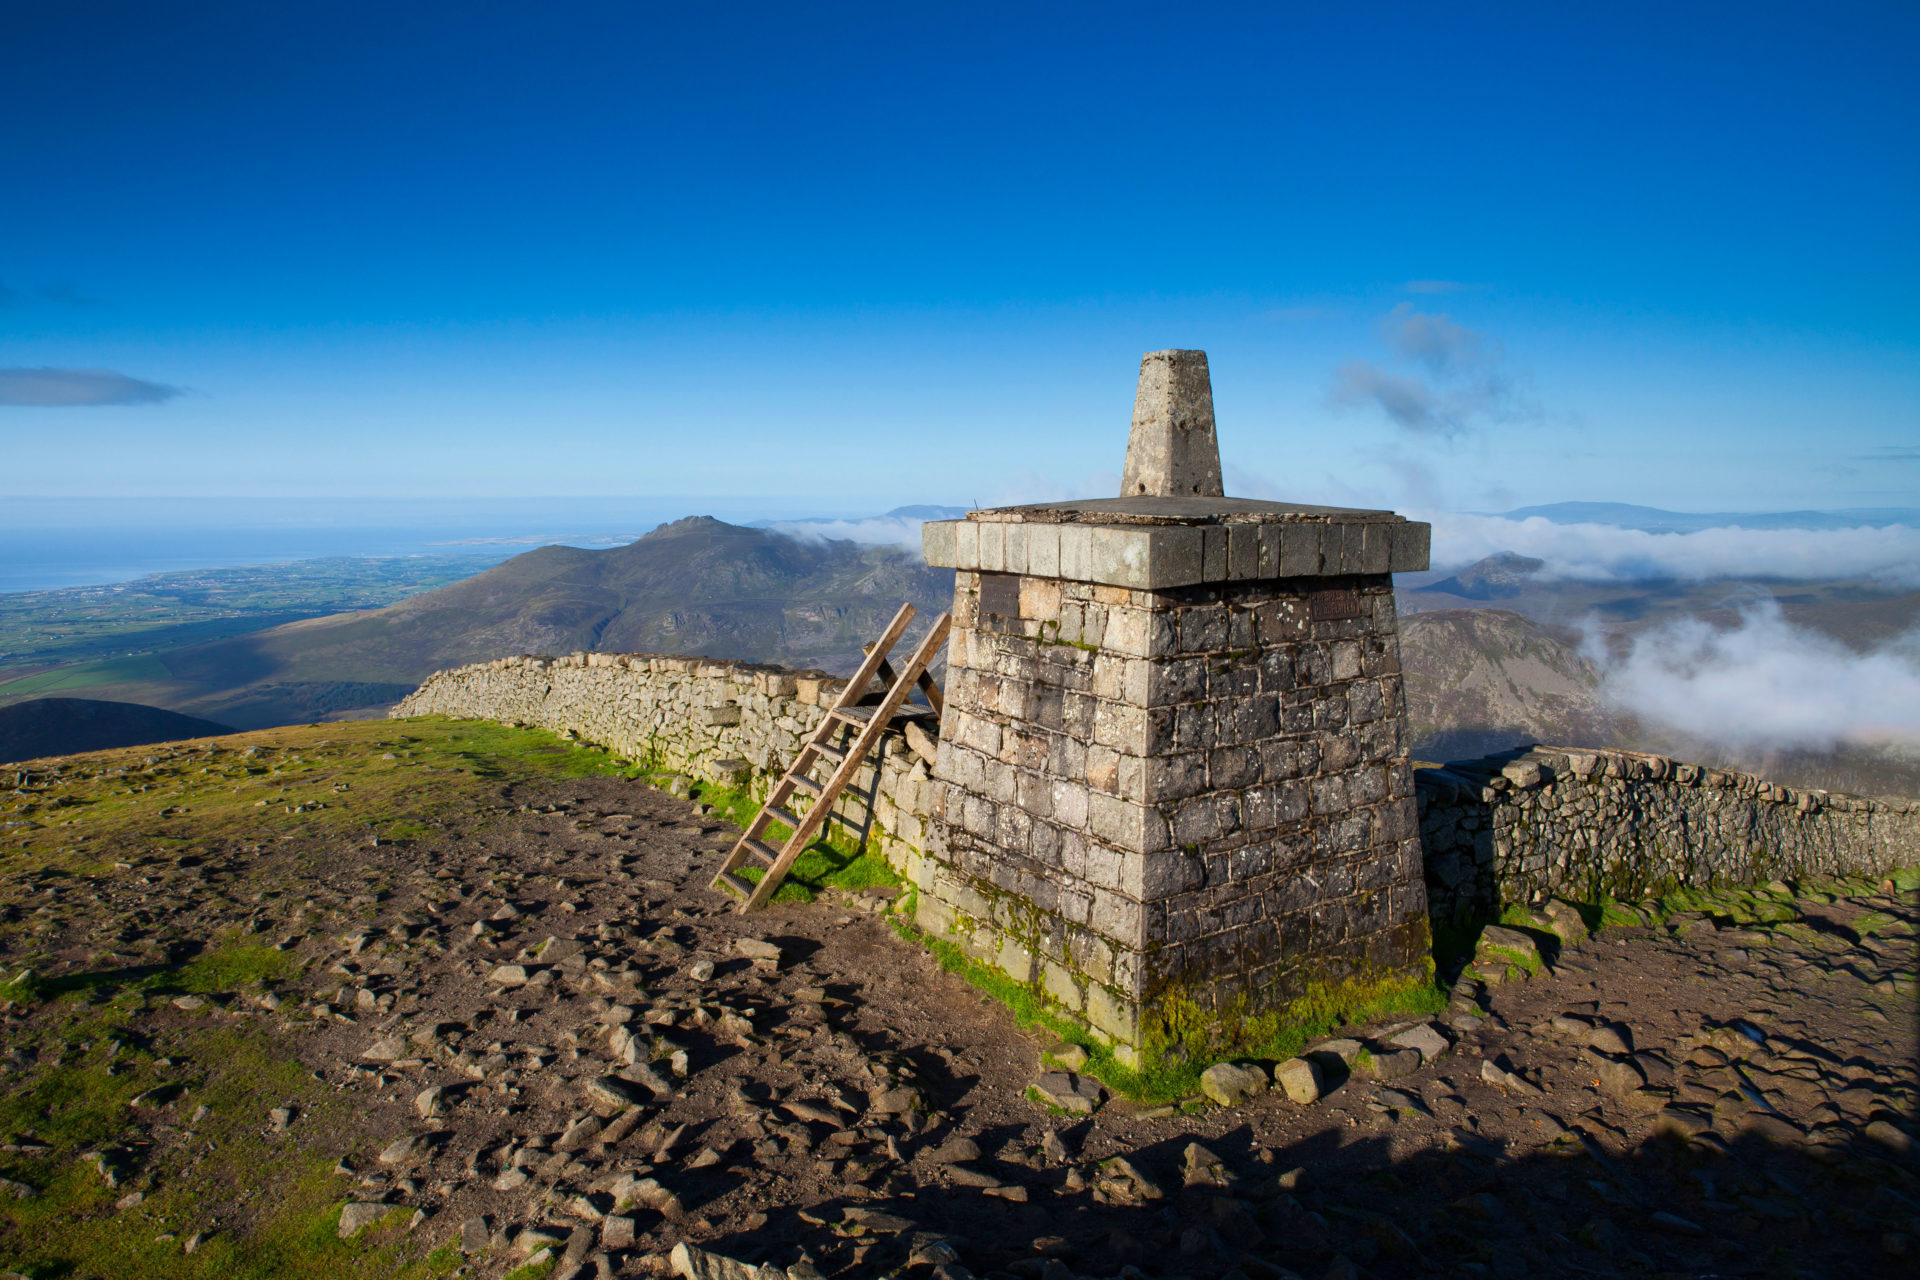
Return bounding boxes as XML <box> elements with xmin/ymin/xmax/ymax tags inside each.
<box><xmin>710</xmin><ymin>600</ymin><xmax>950</xmax><ymax>912</ymax></box>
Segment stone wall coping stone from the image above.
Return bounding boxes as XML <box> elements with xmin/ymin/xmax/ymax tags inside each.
<box><xmin>1416</xmin><ymin>743</ymin><xmax>1910</xmax><ymax>813</ymax></box>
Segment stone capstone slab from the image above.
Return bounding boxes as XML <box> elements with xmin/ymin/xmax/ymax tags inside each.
<box><xmin>922</xmin><ymin>506</ymin><xmax>1429</xmax><ymax>588</ymax></box>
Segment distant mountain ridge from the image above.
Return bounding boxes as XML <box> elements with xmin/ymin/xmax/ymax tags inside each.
<box><xmin>755</xmin><ymin>504</ymin><xmax>971</xmax><ymax>528</ymax></box>
<box><xmin>1398</xmin><ymin>609</ymin><xmax>1616</xmax><ymax>761</ymax></box>
<box><xmin>1413</xmin><ymin>551</ymin><xmax>1544</xmax><ymax>601</ymax></box>
<box><xmin>58</xmin><ymin>516</ymin><xmax>955</xmax><ymax>729</ymax></box>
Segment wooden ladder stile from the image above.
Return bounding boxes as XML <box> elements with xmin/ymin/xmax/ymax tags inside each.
<box><xmin>710</xmin><ymin>604</ymin><xmax>953</xmax><ymax>912</ymax></box>
<box><xmin>870</xmin><ymin>647</ymin><xmax>944</xmax><ymax>720</ymax></box>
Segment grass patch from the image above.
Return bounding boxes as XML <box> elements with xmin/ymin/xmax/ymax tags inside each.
<box><xmin>683</xmin><ymin>775</ymin><xmax>903</xmax><ymax>904</ymax></box>
<box><xmin>0</xmin><ymin>717</ymin><xmax>637</xmax><ymax>885</ymax></box>
<box><xmin>1599</xmin><ymin>900</ymin><xmax>1649</xmax><ymax>928</ymax></box>
<box><xmin>1479</xmin><ymin>944</ymin><xmax>1542</xmax><ymax>976</ymax></box>
<box><xmin>0</xmin><ymin>942</ymin><xmax>462</xmax><ymax>1278</ymax></box>
<box><xmin>172</xmin><ymin>945</ymin><xmax>303</xmax><ymax>994</ymax></box>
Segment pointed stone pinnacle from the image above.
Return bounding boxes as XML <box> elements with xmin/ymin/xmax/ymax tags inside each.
<box><xmin>1120</xmin><ymin>349</ymin><xmax>1223</xmax><ymax>498</ymax></box>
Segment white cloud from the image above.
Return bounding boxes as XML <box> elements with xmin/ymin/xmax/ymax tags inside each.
<box><xmin>1428</xmin><ymin>513</ymin><xmax>1920</xmax><ymax>588</ymax></box>
<box><xmin>1594</xmin><ymin>599</ymin><xmax>1920</xmax><ymax>752</ymax></box>
<box><xmin>765</xmin><ymin>514</ymin><xmax>934</xmax><ymax>552</ymax></box>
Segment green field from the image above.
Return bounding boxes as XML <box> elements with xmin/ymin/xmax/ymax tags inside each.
<box><xmin>0</xmin><ymin>555</ymin><xmax>495</xmax><ymax>678</ymax></box>
<box><xmin>0</xmin><ymin>654</ymin><xmax>174</xmax><ymax>698</ymax></box>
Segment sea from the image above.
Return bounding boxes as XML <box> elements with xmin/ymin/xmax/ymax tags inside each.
<box><xmin>0</xmin><ymin>496</ymin><xmax>846</xmax><ymax>594</ymax></box>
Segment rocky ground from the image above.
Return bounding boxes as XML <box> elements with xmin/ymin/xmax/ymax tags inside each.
<box><xmin>0</xmin><ymin>719</ymin><xmax>1915</xmax><ymax>1280</ymax></box>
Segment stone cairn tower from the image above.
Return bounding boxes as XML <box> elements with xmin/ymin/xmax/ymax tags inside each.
<box><xmin>917</xmin><ymin>350</ymin><xmax>1433</xmax><ymax>1066</ymax></box>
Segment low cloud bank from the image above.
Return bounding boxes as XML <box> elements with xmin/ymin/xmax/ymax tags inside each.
<box><xmin>1430</xmin><ymin>513</ymin><xmax>1920</xmax><ymax>588</ymax></box>
<box><xmin>764</xmin><ymin>505</ymin><xmax>1920</xmax><ymax>590</ymax></box>
<box><xmin>1594</xmin><ymin>600</ymin><xmax>1920</xmax><ymax>753</ymax></box>
<box><xmin>765</xmin><ymin>514</ymin><xmax>936</xmax><ymax>551</ymax></box>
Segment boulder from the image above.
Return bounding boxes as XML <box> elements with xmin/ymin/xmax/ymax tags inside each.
<box><xmin>927</xmin><ymin>1136</ymin><xmax>982</xmax><ymax>1164</ymax></box>
<box><xmin>1199</xmin><ymin>1061</ymin><xmax>1268</xmax><ymax>1106</ymax></box>
<box><xmin>732</xmin><ymin>938</ymin><xmax>783</xmax><ymax>967</ymax></box>
<box><xmin>1364</xmin><ymin>1047</ymin><xmax>1423</xmax><ymax>1080</ymax></box>
<box><xmin>1044</xmin><ymin>1042</ymin><xmax>1089</xmax><ymax>1071</ymax></box>
<box><xmin>1307</xmin><ymin>1037</ymin><xmax>1363</xmax><ymax>1065</ymax></box>
<box><xmin>338</xmin><ymin>1202</ymin><xmax>390</xmax><ymax>1239</ymax></box>
<box><xmin>360</xmin><ymin>1034</ymin><xmax>406</xmax><ymax>1062</ymax></box>
<box><xmin>1544</xmin><ymin>899</ymin><xmax>1590</xmax><ymax>945</ymax></box>
<box><xmin>1586</xmin><ymin>1023</ymin><xmax>1634</xmax><ymax>1055</ymax></box>
<box><xmin>1273</xmin><ymin>1056</ymin><xmax>1323</xmax><ymax>1104</ymax></box>
<box><xmin>670</xmin><ymin>1240</ymin><xmax>787</xmax><ymax>1280</ymax></box>
<box><xmin>1476</xmin><ymin>925</ymin><xmax>1542</xmax><ymax>966</ymax></box>
<box><xmin>584</xmin><ymin>1075</ymin><xmax>652</xmax><ymax>1112</ymax></box>
<box><xmin>458</xmin><ymin>1215</ymin><xmax>490</xmax><ymax>1255</ymax></box>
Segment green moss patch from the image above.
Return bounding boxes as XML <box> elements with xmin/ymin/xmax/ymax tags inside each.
<box><xmin>0</xmin><ymin>955</ymin><xmax>457</xmax><ymax>1278</ymax></box>
<box><xmin>891</xmin><ymin>915</ymin><xmax>1444</xmax><ymax>1106</ymax></box>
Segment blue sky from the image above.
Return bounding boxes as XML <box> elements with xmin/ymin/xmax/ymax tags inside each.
<box><xmin>3</xmin><ymin>1</ymin><xmax>1916</xmax><ymax>515</ymax></box>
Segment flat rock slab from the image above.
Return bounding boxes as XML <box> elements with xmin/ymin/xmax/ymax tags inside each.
<box><xmin>1478</xmin><ymin>925</ymin><xmax>1543</xmax><ymax>964</ymax></box>
<box><xmin>1387</xmin><ymin>1022</ymin><xmax>1450</xmax><ymax>1062</ymax></box>
<box><xmin>1032</xmin><ymin>1071</ymin><xmax>1104</xmax><ymax>1114</ymax></box>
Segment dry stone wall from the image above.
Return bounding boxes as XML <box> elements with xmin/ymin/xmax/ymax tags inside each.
<box><xmin>395</xmin><ymin>653</ymin><xmax>1918</xmax><ymax>951</ymax></box>
<box><xmin>1419</xmin><ymin>745</ymin><xmax>1920</xmax><ymax>926</ymax></box>
<box><xmin>391</xmin><ymin>652</ymin><xmax>940</xmax><ymax>879</ymax></box>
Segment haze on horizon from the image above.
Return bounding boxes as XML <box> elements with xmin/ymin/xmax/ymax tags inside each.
<box><xmin>1</xmin><ymin>1</ymin><xmax>1916</xmax><ymax>519</ymax></box>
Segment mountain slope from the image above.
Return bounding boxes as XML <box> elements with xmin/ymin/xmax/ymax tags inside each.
<box><xmin>0</xmin><ymin>697</ymin><xmax>233</xmax><ymax>764</ymax></box>
<box><xmin>113</xmin><ymin>518</ymin><xmax>956</xmax><ymax>728</ymax></box>
<box><xmin>1398</xmin><ymin>608</ymin><xmax>1616</xmax><ymax>761</ymax></box>
<box><xmin>1413</xmin><ymin>552</ymin><xmax>1545</xmax><ymax>601</ymax></box>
